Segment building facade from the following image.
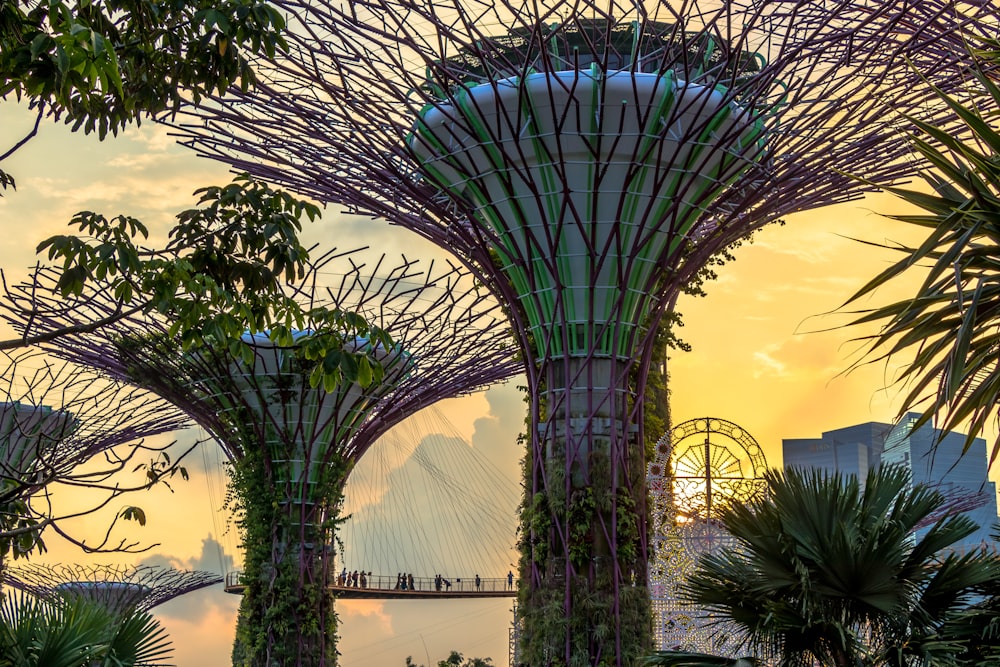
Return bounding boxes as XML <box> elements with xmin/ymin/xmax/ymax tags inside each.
<box><xmin>783</xmin><ymin>421</ymin><xmax>891</xmax><ymax>482</ymax></box>
<box><xmin>783</xmin><ymin>414</ymin><xmax>998</xmax><ymax>552</ymax></box>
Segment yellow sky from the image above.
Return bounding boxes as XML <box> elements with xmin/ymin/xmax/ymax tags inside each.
<box><xmin>1</xmin><ymin>97</ymin><xmax>996</xmax><ymax>667</ymax></box>
<box><xmin>670</xmin><ymin>190</ymin><xmax>940</xmax><ymax>454</ymax></box>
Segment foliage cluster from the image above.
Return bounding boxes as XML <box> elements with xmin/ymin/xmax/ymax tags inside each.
<box><xmin>405</xmin><ymin>650</ymin><xmax>494</xmax><ymax>666</ymax></box>
<box><xmin>0</xmin><ymin>479</ymin><xmax>45</xmax><ymax>562</ymax></box>
<box><xmin>0</xmin><ymin>0</ymin><xmax>286</xmax><ymax>142</ymax></box>
<box><xmin>24</xmin><ymin>174</ymin><xmax>391</xmax><ymax>392</ymax></box>
<box><xmin>843</xmin><ymin>45</ymin><xmax>1000</xmax><ymax>456</ymax></box>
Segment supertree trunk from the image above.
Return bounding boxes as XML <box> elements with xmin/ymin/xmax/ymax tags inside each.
<box><xmin>221</xmin><ymin>330</ymin><xmax>413</xmax><ymax>667</ymax></box>
<box><xmin>520</xmin><ymin>357</ymin><xmax>651</xmax><ymax>664</ymax></box>
<box><xmin>230</xmin><ymin>444</ymin><xmax>339</xmax><ymax>667</ymax></box>
<box><xmin>167</xmin><ymin>2</ymin><xmax>1000</xmax><ymax>664</ymax></box>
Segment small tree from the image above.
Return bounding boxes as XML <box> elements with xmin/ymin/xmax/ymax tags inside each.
<box><xmin>5</xmin><ymin>175</ymin><xmax>391</xmax><ymax>388</ymax></box>
<box><xmin>403</xmin><ymin>652</ymin><xmax>494</xmax><ymax>667</ymax></box>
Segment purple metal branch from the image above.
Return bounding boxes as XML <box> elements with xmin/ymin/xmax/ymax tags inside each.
<box><xmin>917</xmin><ymin>481</ymin><xmax>994</xmax><ymax>532</ymax></box>
<box><xmin>1</xmin><ymin>249</ymin><xmax>519</xmax><ymax>665</ymax></box>
<box><xmin>4</xmin><ymin>562</ymin><xmax>221</xmax><ymax>614</ymax></box>
<box><xmin>0</xmin><ymin>350</ymin><xmax>191</xmax><ymax>505</ymax></box>
<box><xmin>171</xmin><ymin>1</ymin><xmax>1000</xmax><ymax>264</ymax></box>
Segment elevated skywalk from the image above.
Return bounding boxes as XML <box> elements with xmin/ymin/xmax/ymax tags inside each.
<box><xmin>224</xmin><ymin>571</ymin><xmax>516</xmax><ymax>599</ymax></box>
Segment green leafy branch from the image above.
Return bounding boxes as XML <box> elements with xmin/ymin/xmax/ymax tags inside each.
<box><xmin>25</xmin><ymin>174</ymin><xmax>392</xmax><ymax>390</ymax></box>
<box><xmin>0</xmin><ymin>0</ymin><xmax>288</xmax><ymax>139</ymax></box>
<box><xmin>841</xmin><ymin>62</ymin><xmax>1000</xmax><ymax>456</ymax></box>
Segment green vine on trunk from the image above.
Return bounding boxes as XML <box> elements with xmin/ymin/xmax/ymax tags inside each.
<box><xmin>568</xmin><ymin>487</ymin><xmax>596</xmax><ymax>569</ymax></box>
<box><xmin>227</xmin><ymin>435</ymin><xmax>347</xmax><ymax>667</ymax></box>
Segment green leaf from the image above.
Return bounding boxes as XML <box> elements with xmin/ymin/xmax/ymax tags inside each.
<box><xmin>120</xmin><ymin>506</ymin><xmax>146</xmax><ymax>526</ymax></box>
<box><xmin>841</xmin><ymin>59</ymin><xmax>1000</xmax><ymax>458</ymax></box>
<box><xmin>356</xmin><ymin>354</ymin><xmax>373</xmax><ymax>387</ymax></box>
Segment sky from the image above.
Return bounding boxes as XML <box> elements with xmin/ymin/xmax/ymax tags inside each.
<box><xmin>1</xmin><ymin>88</ymin><xmax>997</xmax><ymax>667</ymax></box>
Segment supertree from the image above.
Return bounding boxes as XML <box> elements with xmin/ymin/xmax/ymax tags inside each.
<box><xmin>2</xmin><ymin>248</ymin><xmax>519</xmax><ymax>666</ymax></box>
<box><xmin>167</xmin><ymin>1</ymin><xmax>1000</xmax><ymax>663</ymax></box>
<box><xmin>3</xmin><ymin>562</ymin><xmax>222</xmax><ymax>615</ymax></box>
<box><xmin>0</xmin><ymin>350</ymin><xmax>194</xmax><ymax>562</ymax></box>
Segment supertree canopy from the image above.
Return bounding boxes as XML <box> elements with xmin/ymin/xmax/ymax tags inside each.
<box><xmin>2</xmin><ymin>248</ymin><xmax>519</xmax><ymax>666</ymax></box>
<box><xmin>168</xmin><ymin>1</ymin><xmax>1000</xmax><ymax>664</ymax></box>
<box><xmin>7</xmin><ymin>563</ymin><xmax>222</xmax><ymax>615</ymax></box>
<box><xmin>4</xmin><ymin>562</ymin><xmax>222</xmax><ymax>616</ymax></box>
<box><xmin>0</xmin><ymin>351</ymin><xmax>192</xmax><ymax>559</ymax></box>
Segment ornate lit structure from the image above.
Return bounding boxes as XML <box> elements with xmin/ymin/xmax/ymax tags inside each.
<box><xmin>3</xmin><ymin>249</ymin><xmax>518</xmax><ymax>665</ymax></box>
<box><xmin>647</xmin><ymin>417</ymin><xmax>767</xmax><ymax>653</ymax></box>
<box><xmin>170</xmin><ymin>0</ymin><xmax>1000</xmax><ymax>663</ymax></box>
<box><xmin>4</xmin><ymin>563</ymin><xmax>221</xmax><ymax>615</ymax></box>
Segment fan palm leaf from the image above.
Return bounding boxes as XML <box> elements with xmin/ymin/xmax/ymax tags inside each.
<box><xmin>103</xmin><ymin>610</ymin><xmax>172</xmax><ymax>667</ymax></box>
<box><xmin>642</xmin><ymin>651</ymin><xmax>759</xmax><ymax>666</ymax></box>
<box><xmin>941</xmin><ymin>542</ymin><xmax>1000</xmax><ymax>665</ymax></box>
<box><xmin>0</xmin><ymin>591</ymin><xmax>109</xmax><ymax>667</ymax></box>
<box><xmin>678</xmin><ymin>465</ymin><xmax>995</xmax><ymax>667</ymax></box>
<box><xmin>0</xmin><ymin>590</ymin><xmax>173</xmax><ymax>667</ymax></box>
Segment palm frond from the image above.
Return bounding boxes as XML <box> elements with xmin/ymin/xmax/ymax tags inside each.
<box><xmin>844</xmin><ymin>54</ymin><xmax>1000</xmax><ymax>457</ymax></box>
<box><xmin>679</xmin><ymin>466</ymin><xmax>994</xmax><ymax>666</ymax></box>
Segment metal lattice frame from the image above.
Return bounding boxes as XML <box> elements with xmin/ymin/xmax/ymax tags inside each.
<box><xmin>4</xmin><ymin>562</ymin><xmax>221</xmax><ymax>615</ymax></box>
<box><xmin>647</xmin><ymin>417</ymin><xmax>767</xmax><ymax>654</ymax></box>
<box><xmin>165</xmin><ymin>1</ymin><xmax>1000</xmax><ymax>663</ymax></box>
<box><xmin>2</xmin><ymin>248</ymin><xmax>519</xmax><ymax>664</ymax></box>
<box><xmin>509</xmin><ymin>600</ymin><xmax>521</xmax><ymax>667</ymax></box>
<box><xmin>0</xmin><ymin>350</ymin><xmax>193</xmax><ymax>552</ymax></box>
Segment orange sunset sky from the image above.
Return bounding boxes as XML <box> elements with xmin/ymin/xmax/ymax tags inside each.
<box><xmin>1</xmin><ymin>87</ymin><xmax>997</xmax><ymax>667</ymax></box>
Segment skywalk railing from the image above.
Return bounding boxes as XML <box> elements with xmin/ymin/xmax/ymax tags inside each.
<box><xmin>225</xmin><ymin>570</ymin><xmax>516</xmax><ymax>596</ymax></box>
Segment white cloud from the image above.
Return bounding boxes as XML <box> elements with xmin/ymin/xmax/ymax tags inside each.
<box><xmin>752</xmin><ymin>346</ymin><xmax>789</xmax><ymax>379</ymax></box>
<box><xmin>106</xmin><ymin>152</ymin><xmax>169</xmax><ymax>170</ymax></box>
<box><xmin>139</xmin><ymin>535</ymin><xmax>238</xmax><ymax>622</ymax></box>
<box><xmin>339</xmin><ymin>599</ymin><xmax>394</xmax><ymax>635</ymax></box>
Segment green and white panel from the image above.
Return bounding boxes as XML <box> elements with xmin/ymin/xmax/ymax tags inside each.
<box><xmin>412</xmin><ymin>68</ymin><xmax>765</xmax><ymax>359</ymax></box>
<box><xmin>0</xmin><ymin>403</ymin><xmax>77</xmax><ymax>479</ymax></box>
